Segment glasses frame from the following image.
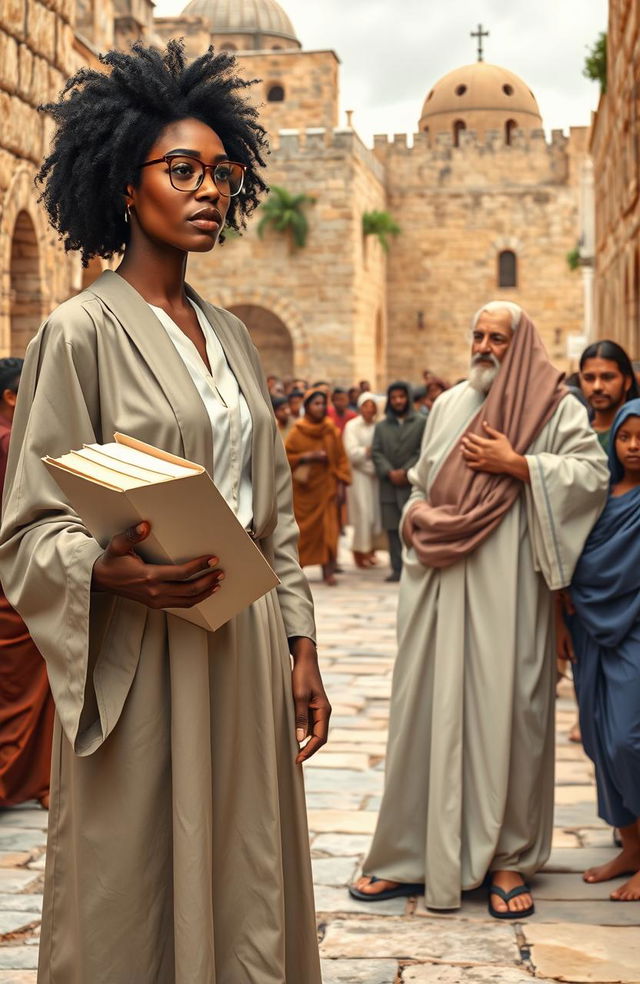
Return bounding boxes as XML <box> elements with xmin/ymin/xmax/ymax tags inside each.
<box><xmin>138</xmin><ymin>154</ymin><xmax>247</xmax><ymax>197</ymax></box>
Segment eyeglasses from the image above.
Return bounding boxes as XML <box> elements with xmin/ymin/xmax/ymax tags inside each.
<box><xmin>138</xmin><ymin>155</ymin><xmax>246</xmax><ymax>197</ymax></box>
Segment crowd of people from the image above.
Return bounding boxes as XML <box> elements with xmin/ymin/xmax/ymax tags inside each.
<box><xmin>0</xmin><ymin>37</ymin><xmax>639</xmax><ymax>984</ymax></box>
<box><xmin>268</xmin><ymin>372</ymin><xmax>446</xmax><ymax>583</ymax></box>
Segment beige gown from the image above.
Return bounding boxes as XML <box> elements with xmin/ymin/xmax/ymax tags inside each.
<box><xmin>0</xmin><ymin>271</ymin><xmax>322</xmax><ymax>984</ymax></box>
<box><xmin>343</xmin><ymin>416</ymin><xmax>383</xmax><ymax>553</ymax></box>
<box><xmin>363</xmin><ymin>382</ymin><xmax>609</xmax><ymax>910</ymax></box>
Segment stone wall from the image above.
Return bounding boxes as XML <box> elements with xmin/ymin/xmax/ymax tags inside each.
<box><xmin>186</xmin><ymin>126</ymin><xmax>388</xmax><ymax>387</ymax></box>
<box><xmin>375</xmin><ymin>127</ymin><xmax>588</xmax><ymax>382</ymax></box>
<box><xmin>0</xmin><ymin>0</ymin><xmax>80</xmax><ymax>356</ymax></box>
<box><xmin>591</xmin><ymin>0</ymin><xmax>640</xmax><ymax>358</ymax></box>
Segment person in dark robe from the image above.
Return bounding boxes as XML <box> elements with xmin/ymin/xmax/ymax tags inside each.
<box><xmin>0</xmin><ymin>357</ymin><xmax>55</xmax><ymax>809</ymax></box>
<box><xmin>371</xmin><ymin>381</ymin><xmax>426</xmax><ymax>581</ymax></box>
<box><xmin>562</xmin><ymin>399</ymin><xmax>640</xmax><ymax>901</ymax></box>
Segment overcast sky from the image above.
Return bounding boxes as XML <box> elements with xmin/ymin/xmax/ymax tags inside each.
<box><xmin>153</xmin><ymin>0</ymin><xmax>608</xmax><ymax>144</ymax></box>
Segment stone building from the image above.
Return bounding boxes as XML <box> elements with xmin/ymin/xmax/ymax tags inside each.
<box><xmin>1</xmin><ymin>0</ymin><xmax>589</xmax><ymax>385</ymax></box>
<box><xmin>590</xmin><ymin>0</ymin><xmax>640</xmax><ymax>358</ymax></box>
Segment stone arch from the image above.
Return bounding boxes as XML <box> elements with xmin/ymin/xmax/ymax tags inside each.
<box><xmin>228</xmin><ymin>304</ymin><xmax>293</xmax><ymax>376</ymax></box>
<box><xmin>0</xmin><ymin>168</ymin><xmax>49</xmax><ymax>356</ymax></box>
<box><xmin>267</xmin><ymin>83</ymin><xmax>285</xmax><ymax>103</ymax></box>
<box><xmin>213</xmin><ymin>288</ymin><xmax>309</xmax><ymax>375</ymax></box>
<box><xmin>505</xmin><ymin>119</ymin><xmax>518</xmax><ymax>145</ymax></box>
<box><xmin>453</xmin><ymin>119</ymin><xmax>466</xmax><ymax>147</ymax></box>
<box><xmin>10</xmin><ymin>211</ymin><xmax>43</xmax><ymax>356</ymax></box>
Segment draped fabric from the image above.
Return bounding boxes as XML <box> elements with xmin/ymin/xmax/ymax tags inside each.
<box><xmin>0</xmin><ymin>416</ymin><xmax>54</xmax><ymax>808</ymax></box>
<box><xmin>343</xmin><ymin>409</ymin><xmax>383</xmax><ymax>554</ymax></box>
<box><xmin>285</xmin><ymin>417</ymin><xmax>351</xmax><ymax>567</ymax></box>
<box><xmin>362</xmin><ymin>383</ymin><xmax>608</xmax><ymax>910</ymax></box>
<box><xmin>406</xmin><ymin>313</ymin><xmax>567</xmax><ymax>568</ymax></box>
<box><xmin>569</xmin><ymin>400</ymin><xmax>640</xmax><ymax>827</ymax></box>
<box><xmin>0</xmin><ymin>271</ymin><xmax>322</xmax><ymax>984</ymax></box>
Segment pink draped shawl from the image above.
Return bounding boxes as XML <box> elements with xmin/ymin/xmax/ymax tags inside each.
<box><xmin>405</xmin><ymin>313</ymin><xmax>567</xmax><ymax>568</ymax></box>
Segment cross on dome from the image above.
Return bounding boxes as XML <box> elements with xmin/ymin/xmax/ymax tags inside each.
<box><xmin>470</xmin><ymin>23</ymin><xmax>490</xmax><ymax>62</ymax></box>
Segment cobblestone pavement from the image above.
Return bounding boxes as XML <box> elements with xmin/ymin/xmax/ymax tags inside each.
<box><xmin>1</xmin><ymin>543</ymin><xmax>639</xmax><ymax>983</ymax></box>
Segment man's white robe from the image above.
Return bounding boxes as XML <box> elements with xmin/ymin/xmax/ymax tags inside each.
<box><xmin>363</xmin><ymin>382</ymin><xmax>609</xmax><ymax>910</ymax></box>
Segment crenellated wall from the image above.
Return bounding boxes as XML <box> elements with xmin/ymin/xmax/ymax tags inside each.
<box><xmin>371</xmin><ymin>126</ymin><xmax>589</xmax><ymax>381</ymax></box>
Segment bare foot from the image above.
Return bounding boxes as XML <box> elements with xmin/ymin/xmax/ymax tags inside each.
<box><xmin>584</xmin><ymin>848</ymin><xmax>640</xmax><ymax>883</ymax></box>
<box><xmin>353</xmin><ymin>876</ymin><xmax>399</xmax><ymax>896</ymax></box>
<box><xmin>568</xmin><ymin>720</ymin><xmax>582</xmax><ymax>743</ymax></box>
<box><xmin>323</xmin><ymin>574</ymin><xmax>338</xmax><ymax>586</ymax></box>
<box><xmin>611</xmin><ymin>870</ymin><xmax>640</xmax><ymax>901</ymax></box>
<box><xmin>490</xmin><ymin>870</ymin><xmax>533</xmax><ymax>914</ymax></box>
<box><xmin>39</xmin><ymin>793</ymin><xmax>50</xmax><ymax>810</ymax></box>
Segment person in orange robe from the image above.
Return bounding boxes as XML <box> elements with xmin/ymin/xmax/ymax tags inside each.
<box><xmin>0</xmin><ymin>358</ymin><xmax>54</xmax><ymax>809</ymax></box>
<box><xmin>285</xmin><ymin>388</ymin><xmax>351</xmax><ymax>585</ymax></box>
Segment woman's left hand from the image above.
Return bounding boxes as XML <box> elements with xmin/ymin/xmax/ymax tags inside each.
<box><xmin>290</xmin><ymin>637</ymin><xmax>331</xmax><ymax>764</ymax></box>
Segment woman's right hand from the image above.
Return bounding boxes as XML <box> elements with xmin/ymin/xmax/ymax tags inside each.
<box><xmin>308</xmin><ymin>449</ymin><xmax>328</xmax><ymax>462</ymax></box>
<box><xmin>91</xmin><ymin>522</ymin><xmax>224</xmax><ymax>610</ymax></box>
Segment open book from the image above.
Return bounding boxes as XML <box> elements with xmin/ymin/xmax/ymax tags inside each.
<box><xmin>43</xmin><ymin>433</ymin><xmax>279</xmax><ymax>632</ymax></box>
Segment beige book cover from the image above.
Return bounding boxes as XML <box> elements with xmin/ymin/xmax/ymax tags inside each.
<box><xmin>43</xmin><ymin>433</ymin><xmax>280</xmax><ymax>632</ymax></box>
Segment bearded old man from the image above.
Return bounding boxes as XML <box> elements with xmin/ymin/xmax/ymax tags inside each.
<box><xmin>350</xmin><ymin>301</ymin><xmax>609</xmax><ymax>917</ymax></box>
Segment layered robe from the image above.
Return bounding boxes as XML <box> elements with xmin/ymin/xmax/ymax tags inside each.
<box><xmin>363</xmin><ymin>382</ymin><xmax>609</xmax><ymax>910</ymax></box>
<box><xmin>343</xmin><ymin>416</ymin><xmax>383</xmax><ymax>553</ymax></box>
<box><xmin>0</xmin><ymin>270</ymin><xmax>322</xmax><ymax>984</ymax></box>
<box><xmin>285</xmin><ymin>418</ymin><xmax>351</xmax><ymax>568</ymax></box>
<box><xmin>0</xmin><ymin>416</ymin><xmax>54</xmax><ymax>807</ymax></box>
<box><xmin>569</xmin><ymin>402</ymin><xmax>640</xmax><ymax>829</ymax></box>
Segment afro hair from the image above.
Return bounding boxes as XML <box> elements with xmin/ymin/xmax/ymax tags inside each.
<box><xmin>37</xmin><ymin>39</ymin><xmax>269</xmax><ymax>265</ymax></box>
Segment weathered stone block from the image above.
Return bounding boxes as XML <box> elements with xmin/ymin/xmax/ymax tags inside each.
<box><xmin>0</xmin><ymin>0</ymin><xmax>26</xmax><ymax>41</ymax></box>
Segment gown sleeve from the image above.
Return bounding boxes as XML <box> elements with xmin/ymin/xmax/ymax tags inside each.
<box><xmin>524</xmin><ymin>395</ymin><xmax>610</xmax><ymax>590</ymax></box>
<box><xmin>0</xmin><ymin>305</ymin><xmax>147</xmax><ymax>756</ymax></box>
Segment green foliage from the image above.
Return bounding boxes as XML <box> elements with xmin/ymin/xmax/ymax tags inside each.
<box><xmin>257</xmin><ymin>186</ymin><xmax>315</xmax><ymax>250</ymax></box>
<box><xmin>583</xmin><ymin>32</ymin><xmax>607</xmax><ymax>94</ymax></box>
<box><xmin>566</xmin><ymin>245</ymin><xmax>581</xmax><ymax>271</ymax></box>
<box><xmin>362</xmin><ymin>210</ymin><xmax>401</xmax><ymax>253</ymax></box>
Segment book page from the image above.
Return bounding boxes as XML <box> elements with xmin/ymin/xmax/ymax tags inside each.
<box><xmin>80</xmin><ymin>446</ymin><xmax>173</xmax><ymax>484</ymax></box>
<box><xmin>91</xmin><ymin>442</ymin><xmax>198</xmax><ymax>479</ymax></box>
<box><xmin>49</xmin><ymin>452</ymin><xmax>145</xmax><ymax>491</ymax></box>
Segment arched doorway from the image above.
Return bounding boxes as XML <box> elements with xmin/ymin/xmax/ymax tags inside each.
<box><xmin>10</xmin><ymin>211</ymin><xmax>43</xmax><ymax>356</ymax></box>
<box><xmin>228</xmin><ymin>304</ymin><xmax>294</xmax><ymax>377</ymax></box>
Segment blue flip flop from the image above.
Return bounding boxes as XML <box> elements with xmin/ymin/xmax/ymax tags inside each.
<box><xmin>348</xmin><ymin>876</ymin><xmax>424</xmax><ymax>902</ymax></box>
<box><xmin>488</xmin><ymin>883</ymin><xmax>535</xmax><ymax>919</ymax></box>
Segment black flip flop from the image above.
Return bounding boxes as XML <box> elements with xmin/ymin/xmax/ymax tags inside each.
<box><xmin>348</xmin><ymin>876</ymin><xmax>424</xmax><ymax>902</ymax></box>
<box><xmin>488</xmin><ymin>883</ymin><xmax>535</xmax><ymax>919</ymax></box>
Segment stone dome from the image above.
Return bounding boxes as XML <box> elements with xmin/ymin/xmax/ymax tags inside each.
<box><xmin>419</xmin><ymin>62</ymin><xmax>542</xmax><ymax>140</ymax></box>
<box><xmin>181</xmin><ymin>0</ymin><xmax>299</xmax><ymax>45</ymax></box>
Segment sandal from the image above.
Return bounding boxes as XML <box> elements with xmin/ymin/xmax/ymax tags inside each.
<box><xmin>488</xmin><ymin>883</ymin><xmax>535</xmax><ymax>919</ymax></box>
<box><xmin>348</xmin><ymin>876</ymin><xmax>424</xmax><ymax>902</ymax></box>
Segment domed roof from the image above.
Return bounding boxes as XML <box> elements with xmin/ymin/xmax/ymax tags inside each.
<box><xmin>181</xmin><ymin>0</ymin><xmax>298</xmax><ymax>43</ymax></box>
<box><xmin>420</xmin><ymin>61</ymin><xmax>541</xmax><ymax>129</ymax></box>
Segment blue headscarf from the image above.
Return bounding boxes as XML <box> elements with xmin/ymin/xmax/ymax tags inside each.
<box><xmin>570</xmin><ymin>398</ymin><xmax>640</xmax><ymax>647</ymax></box>
<box><xmin>606</xmin><ymin>398</ymin><xmax>640</xmax><ymax>485</ymax></box>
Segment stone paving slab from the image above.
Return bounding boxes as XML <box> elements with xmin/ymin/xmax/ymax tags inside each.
<box><xmin>524</xmin><ymin>923</ymin><xmax>640</xmax><ymax>983</ymax></box>
<box><xmin>545</xmin><ymin>848</ymin><xmax>618</xmax><ymax>873</ymax></box>
<box><xmin>403</xmin><ymin>968</ymin><xmax>543</xmax><ymax>983</ymax></box>
<box><xmin>0</xmin><ymin>952</ymin><xmax>38</xmax><ymax>972</ymax></box>
<box><xmin>0</xmin><ymin>973</ymin><xmax>38</xmax><ymax>984</ymax></box>
<box><xmin>320</xmin><ymin>958</ymin><xmax>399</xmax><ymax>984</ymax></box>
<box><xmin>320</xmin><ymin>916</ymin><xmax>519</xmax><ymax>965</ymax></box>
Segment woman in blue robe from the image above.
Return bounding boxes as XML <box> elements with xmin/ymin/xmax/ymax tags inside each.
<box><xmin>568</xmin><ymin>399</ymin><xmax>640</xmax><ymax>901</ymax></box>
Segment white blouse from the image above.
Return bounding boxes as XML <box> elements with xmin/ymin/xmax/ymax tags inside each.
<box><xmin>149</xmin><ymin>300</ymin><xmax>254</xmax><ymax>530</ymax></box>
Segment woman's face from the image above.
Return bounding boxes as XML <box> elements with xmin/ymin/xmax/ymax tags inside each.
<box><xmin>360</xmin><ymin>399</ymin><xmax>376</xmax><ymax>423</ymax></box>
<box><xmin>306</xmin><ymin>394</ymin><xmax>327</xmax><ymax>422</ymax></box>
<box><xmin>615</xmin><ymin>415</ymin><xmax>640</xmax><ymax>478</ymax></box>
<box><xmin>127</xmin><ymin>118</ymin><xmax>232</xmax><ymax>253</ymax></box>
